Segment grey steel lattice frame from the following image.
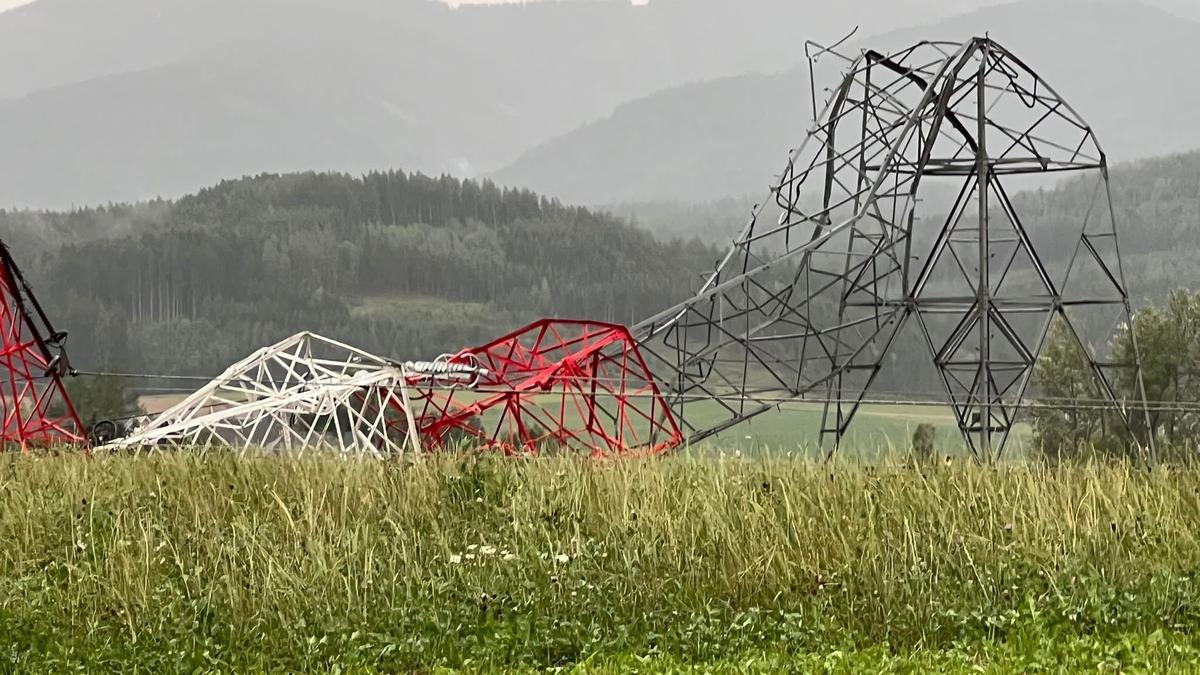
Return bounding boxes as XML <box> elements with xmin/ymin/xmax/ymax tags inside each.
<box><xmin>632</xmin><ymin>37</ymin><xmax>1152</xmax><ymax>461</ymax></box>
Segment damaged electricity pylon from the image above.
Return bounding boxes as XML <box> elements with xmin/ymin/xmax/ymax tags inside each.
<box><xmin>632</xmin><ymin>37</ymin><xmax>1151</xmax><ymax>461</ymax></box>
<box><xmin>0</xmin><ymin>242</ymin><xmax>84</xmax><ymax>448</ymax></box>
<box><xmin>106</xmin><ymin>333</ymin><xmax>423</xmax><ymax>456</ymax></box>
<box><xmin>413</xmin><ymin>319</ymin><xmax>682</xmax><ymax>457</ymax></box>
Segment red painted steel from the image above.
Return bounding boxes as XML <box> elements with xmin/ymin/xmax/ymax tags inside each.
<box><xmin>0</xmin><ymin>247</ymin><xmax>84</xmax><ymax>448</ymax></box>
<box><xmin>411</xmin><ymin>319</ymin><xmax>682</xmax><ymax>456</ymax></box>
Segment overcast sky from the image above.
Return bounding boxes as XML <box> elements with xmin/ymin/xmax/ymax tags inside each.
<box><xmin>0</xmin><ymin>0</ymin><xmax>551</xmax><ymax>9</ymax></box>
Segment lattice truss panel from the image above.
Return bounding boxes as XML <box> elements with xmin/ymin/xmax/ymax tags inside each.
<box><xmin>632</xmin><ymin>38</ymin><xmax>1149</xmax><ymax>460</ymax></box>
<box><xmin>0</xmin><ymin>243</ymin><xmax>84</xmax><ymax>448</ymax></box>
<box><xmin>106</xmin><ymin>333</ymin><xmax>421</xmax><ymax>456</ymax></box>
<box><xmin>412</xmin><ymin>319</ymin><xmax>682</xmax><ymax>457</ymax></box>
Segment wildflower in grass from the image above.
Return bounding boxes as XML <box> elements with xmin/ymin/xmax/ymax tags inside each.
<box><xmin>502</xmin><ymin>552</ymin><xmax>516</xmax><ymax>561</ymax></box>
<box><xmin>481</xmin><ymin>545</ymin><xmax>497</xmax><ymax>556</ymax></box>
<box><xmin>554</xmin><ymin>553</ymin><xmax>570</xmax><ymax>564</ymax></box>
<box><xmin>448</xmin><ymin>554</ymin><xmax>462</xmax><ymax>564</ymax></box>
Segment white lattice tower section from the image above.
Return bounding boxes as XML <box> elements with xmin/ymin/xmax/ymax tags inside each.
<box><xmin>106</xmin><ymin>333</ymin><xmax>421</xmax><ymax>456</ymax></box>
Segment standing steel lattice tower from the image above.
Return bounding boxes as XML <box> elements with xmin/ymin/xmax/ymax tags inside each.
<box><xmin>632</xmin><ymin>38</ymin><xmax>1151</xmax><ymax>461</ymax></box>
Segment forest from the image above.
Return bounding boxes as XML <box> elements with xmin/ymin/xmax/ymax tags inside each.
<box><xmin>0</xmin><ymin>171</ymin><xmax>718</xmax><ymax>379</ymax></box>
<box><xmin>2</xmin><ymin>150</ymin><xmax>1199</xmax><ymax>407</ymax></box>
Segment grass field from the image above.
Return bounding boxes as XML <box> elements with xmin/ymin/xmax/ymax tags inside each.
<box><xmin>1</xmin><ymin>451</ymin><xmax>1198</xmax><ymax>672</ymax></box>
<box><xmin>135</xmin><ymin>394</ymin><xmax>1031</xmax><ymax>460</ymax></box>
<box><xmin>682</xmin><ymin>401</ymin><xmax>1033</xmax><ymax>459</ymax></box>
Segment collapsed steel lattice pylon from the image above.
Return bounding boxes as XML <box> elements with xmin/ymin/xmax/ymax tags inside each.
<box><xmin>106</xmin><ymin>332</ymin><xmax>421</xmax><ymax>456</ymax></box>
<box><xmin>632</xmin><ymin>37</ymin><xmax>1151</xmax><ymax>461</ymax></box>
<box><xmin>413</xmin><ymin>319</ymin><xmax>682</xmax><ymax>456</ymax></box>
<box><xmin>0</xmin><ymin>242</ymin><xmax>84</xmax><ymax>448</ymax></box>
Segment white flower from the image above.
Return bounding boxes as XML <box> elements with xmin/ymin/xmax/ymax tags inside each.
<box><xmin>554</xmin><ymin>553</ymin><xmax>570</xmax><ymax>564</ymax></box>
<box><xmin>502</xmin><ymin>553</ymin><xmax>516</xmax><ymax>561</ymax></box>
<box><xmin>74</xmin><ymin>541</ymin><xmax>87</xmax><ymax>553</ymax></box>
<box><xmin>481</xmin><ymin>545</ymin><xmax>497</xmax><ymax>556</ymax></box>
<box><xmin>467</xmin><ymin>544</ymin><xmax>478</xmax><ymax>551</ymax></box>
<box><xmin>465</xmin><ymin>553</ymin><xmax>476</xmax><ymax>561</ymax></box>
<box><xmin>448</xmin><ymin>554</ymin><xmax>462</xmax><ymax>564</ymax></box>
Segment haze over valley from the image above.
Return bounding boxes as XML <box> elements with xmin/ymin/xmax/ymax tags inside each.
<box><xmin>1</xmin><ymin>0</ymin><xmax>1195</xmax><ymax>208</ymax></box>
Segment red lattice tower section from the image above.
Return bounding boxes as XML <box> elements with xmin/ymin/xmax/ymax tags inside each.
<box><xmin>0</xmin><ymin>243</ymin><xmax>85</xmax><ymax>449</ymax></box>
<box><xmin>412</xmin><ymin>319</ymin><xmax>683</xmax><ymax>457</ymax></box>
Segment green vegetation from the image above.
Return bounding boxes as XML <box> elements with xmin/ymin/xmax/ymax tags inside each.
<box><xmin>3</xmin><ymin>451</ymin><xmax>1200</xmax><ymax>672</ymax></box>
<box><xmin>1031</xmin><ymin>288</ymin><xmax>1200</xmax><ymax>461</ymax></box>
<box><xmin>0</xmin><ymin>170</ymin><xmax>718</xmax><ymax>378</ymax></box>
<box><xmin>681</xmin><ymin>401</ymin><xmax>1031</xmax><ymax>458</ymax></box>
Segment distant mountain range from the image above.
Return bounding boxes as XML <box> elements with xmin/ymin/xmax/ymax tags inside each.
<box><xmin>493</xmin><ymin>0</ymin><xmax>1200</xmax><ymax>205</ymax></box>
<box><xmin>0</xmin><ymin>0</ymin><xmax>1012</xmax><ymax>208</ymax></box>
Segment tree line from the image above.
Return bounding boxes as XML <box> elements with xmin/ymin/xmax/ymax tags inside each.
<box><xmin>7</xmin><ymin>161</ymin><xmax>1200</xmax><ymax>458</ymax></box>
<box><xmin>0</xmin><ymin>171</ymin><xmax>718</xmax><ymax>379</ymax></box>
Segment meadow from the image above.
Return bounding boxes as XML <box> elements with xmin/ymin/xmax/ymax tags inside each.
<box><xmin>135</xmin><ymin>394</ymin><xmax>1034</xmax><ymax>459</ymax></box>
<box><xmin>682</xmin><ymin>402</ymin><xmax>1033</xmax><ymax>459</ymax></box>
<box><xmin>1</xmin><ymin>450</ymin><xmax>1198</xmax><ymax>672</ymax></box>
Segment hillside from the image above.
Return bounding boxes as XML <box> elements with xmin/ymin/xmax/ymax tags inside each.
<box><xmin>492</xmin><ymin>0</ymin><xmax>1200</xmax><ymax>205</ymax></box>
<box><xmin>0</xmin><ymin>145</ymin><xmax>1196</xmax><ymax>401</ymax></box>
<box><xmin>0</xmin><ymin>171</ymin><xmax>718</xmax><ymax>375</ymax></box>
<box><xmin>0</xmin><ymin>0</ymin><xmax>1007</xmax><ymax>208</ymax></box>
<box><xmin>629</xmin><ymin>148</ymin><xmax>1200</xmax><ymax>301</ymax></box>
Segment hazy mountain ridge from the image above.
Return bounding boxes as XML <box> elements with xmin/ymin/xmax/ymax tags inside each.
<box><xmin>0</xmin><ymin>0</ymin><xmax>1014</xmax><ymax>208</ymax></box>
<box><xmin>493</xmin><ymin>0</ymin><xmax>1200</xmax><ymax>205</ymax></box>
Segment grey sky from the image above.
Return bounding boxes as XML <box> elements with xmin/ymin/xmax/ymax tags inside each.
<box><xmin>0</xmin><ymin>0</ymin><xmax>521</xmax><ymax>11</ymax></box>
<box><xmin>0</xmin><ymin>0</ymin><xmax>555</xmax><ymax>10</ymax></box>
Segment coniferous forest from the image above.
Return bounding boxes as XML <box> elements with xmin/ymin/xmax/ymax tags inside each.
<box><xmin>6</xmin><ymin>151</ymin><xmax>1200</xmax><ymax>395</ymax></box>
<box><xmin>0</xmin><ymin>171</ymin><xmax>719</xmax><ymax>378</ymax></box>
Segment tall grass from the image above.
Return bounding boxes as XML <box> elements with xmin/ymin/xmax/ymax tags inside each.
<box><xmin>2</xmin><ymin>451</ymin><xmax>1199</xmax><ymax>670</ymax></box>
